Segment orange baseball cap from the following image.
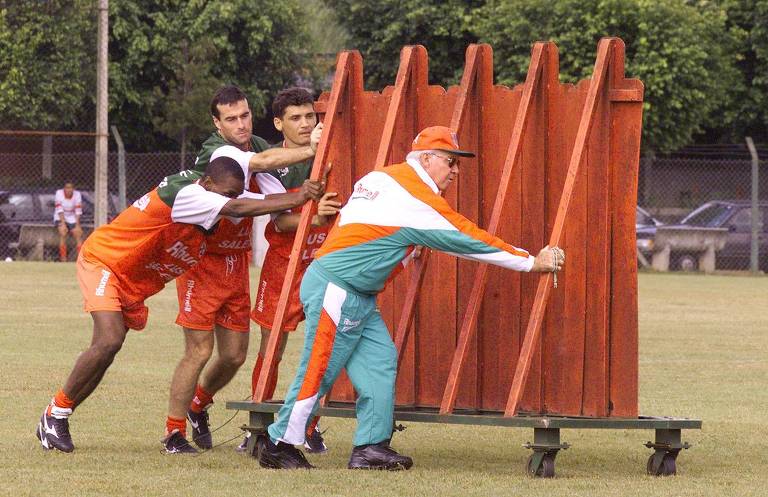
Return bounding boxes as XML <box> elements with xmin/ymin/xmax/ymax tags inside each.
<box><xmin>411</xmin><ymin>126</ymin><xmax>476</xmax><ymax>157</ymax></box>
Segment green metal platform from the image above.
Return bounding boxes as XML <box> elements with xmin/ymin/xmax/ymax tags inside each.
<box><xmin>227</xmin><ymin>400</ymin><xmax>702</xmax><ymax>477</ymax></box>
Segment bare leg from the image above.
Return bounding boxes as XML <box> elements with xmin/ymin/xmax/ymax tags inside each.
<box><xmin>61</xmin><ymin>311</ymin><xmax>128</xmax><ymax>407</ymax></box>
<box><xmin>57</xmin><ymin>223</ymin><xmax>68</xmax><ymax>261</ymax></box>
<box><xmin>198</xmin><ymin>325</ymin><xmax>250</xmax><ymax>395</ymax></box>
<box><xmin>167</xmin><ymin>328</ymin><xmax>214</xmax><ymax>420</ymax></box>
<box><xmin>71</xmin><ymin>225</ymin><xmax>84</xmax><ymax>253</ymax></box>
<box><xmin>258</xmin><ymin>326</ymin><xmax>289</xmax><ymax>361</ymax></box>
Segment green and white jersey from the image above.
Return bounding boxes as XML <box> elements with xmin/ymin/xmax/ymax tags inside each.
<box><xmin>267</xmin><ymin>141</ymin><xmax>313</xmax><ymax>189</ymax></box>
<box><xmin>193</xmin><ymin>132</ymin><xmax>270</xmax><ymax>173</ymax></box>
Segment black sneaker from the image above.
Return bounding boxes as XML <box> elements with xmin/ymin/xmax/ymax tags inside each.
<box><xmin>36</xmin><ymin>407</ymin><xmax>74</xmax><ymax>453</ymax></box>
<box><xmin>256</xmin><ymin>434</ymin><xmax>314</xmax><ymax>469</ymax></box>
<box><xmin>348</xmin><ymin>442</ymin><xmax>413</xmax><ymax>470</ymax></box>
<box><xmin>187</xmin><ymin>407</ymin><xmax>212</xmax><ymax>450</ymax></box>
<box><xmin>163</xmin><ymin>429</ymin><xmax>199</xmax><ymax>454</ymax></box>
<box><xmin>303</xmin><ymin>426</ymin><xmax>328</xmax><ymax>454</ymax></box>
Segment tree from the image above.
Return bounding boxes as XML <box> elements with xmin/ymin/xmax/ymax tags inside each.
<box><xmin>472</xmin><ymin>0</ymin><xmax>742</xmax><ymax>154</ymax></box>
<box><xmin>109</xmin><ymin>0</ymin><xmax>312</xmax><ymax>151</ymax></box>
<box><xmin>712</xmin><ymin>0</ymin><xmax>768</xmax><ymax>142</ymax></box>
<box><xmin>323</xmin><ymin>0</ymin><xmax>480</xmax><ymax>89</ymax></box>
<box><xmin>0</xmin><ymin>1</ymin><xmax>94</xmax><ymax>129</ymax></box>
<box><xmin>152</xmin><ymin>38</ymin><xmax>221</xmax><ymax>168</ymax></box>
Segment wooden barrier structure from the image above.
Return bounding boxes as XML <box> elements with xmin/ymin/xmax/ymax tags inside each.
<box><xmin>230</xmin><ymin>38</ymin><xmax>701</xmax><ymax>477</ymax></box>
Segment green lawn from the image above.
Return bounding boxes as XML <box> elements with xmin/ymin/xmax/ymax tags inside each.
<box><xmin>0</xmin><ymin>262</ymin><xmax>765</xmax><ymax>496</ymax></box>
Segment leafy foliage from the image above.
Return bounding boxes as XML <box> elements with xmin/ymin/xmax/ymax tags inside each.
<box><xmin>0</xmin><ymin>1</ymin><xmax>94</xmax><ymax>129</ymax></box>
<box><xmin>715</xmin><ymin>0</ymin><xmax>768</xmax><ymax>141</ymax></box>
<box><xmin>472</xmin><ymin>0</ymin><xmax>742</xmax><ymax>153</ymax></box>
<box><xmin>109</xmin><ymin>0</ymin><xmax>311</xmax><ymax>151</ymax></box>
<box><xmin>324</xmin><ymin>0</ymin><xmax>480</xmax><ymax>88</ymax></box>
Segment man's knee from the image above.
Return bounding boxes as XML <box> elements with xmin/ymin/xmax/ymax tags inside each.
<box><xmin>92</xmin><ymin>334</ymin><xmax>124</xmax><ymax>359</ymax></box>
<box><xmin>185</xmin><ymin>337</ymin><xmax>214</xmax><ymax>365</ymax></box>
<box><xmin>218</xmin><ymin>345</ymin><xmax>247</xmax><ymax>369</ymax></box>
<box><xmin>90</xmin><ymin>316</ymin><xmax>127</xmax><ymax>359</ymax></box>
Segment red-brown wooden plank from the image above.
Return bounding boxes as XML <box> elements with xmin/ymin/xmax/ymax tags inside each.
<box><xmin>608</xmin><ymin>40</ymin><xmax>642</xmax><ymax>417</ymax></box>
<box><xmin>581</xmin><ymin>65</ymin><xmax>612</xmax><ymax>417</ymax></box>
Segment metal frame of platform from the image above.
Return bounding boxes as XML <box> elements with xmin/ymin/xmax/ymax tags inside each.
<box><xmin>227</xmin><ymin>400</ymin><xmax>701</xmax><ymax>477</ymax></box>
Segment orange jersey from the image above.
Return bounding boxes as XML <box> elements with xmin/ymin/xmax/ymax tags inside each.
<box><xmin>81</xmin><ymin>170</ymin><xmax>229</xmax><ymax>304</ymax></box>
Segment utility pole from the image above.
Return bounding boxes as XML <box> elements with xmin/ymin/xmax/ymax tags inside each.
<box><xmin>95</xmin><ymin>0</ymin><xmax>109</xmax><ymax>227</ymax></box>
<box><xmin>745</xmin><ymin>137</ymin><xmax>760</xmax><ymax>274</ymax></box>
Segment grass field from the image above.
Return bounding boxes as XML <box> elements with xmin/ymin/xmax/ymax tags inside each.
<box><xmin>1</xmin><ymin>262</ymin><xmax>766</xmax><ymax>497</ymax></box>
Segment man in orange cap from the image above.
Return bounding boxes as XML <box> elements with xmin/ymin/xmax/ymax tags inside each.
<box><xmin>255</xmin><ymin>126</ymin><xmax>564</xmax><ymax>470</ymax></box>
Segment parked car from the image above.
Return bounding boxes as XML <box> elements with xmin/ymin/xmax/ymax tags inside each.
<box><xmin>636</xmin><ymin>200</ymin><xmax>768</xmax><ymax>271</ymax></box>
<box><xmin>636</xmin><ymin>206</ymin><xmax>662</xmax><ymax>260</ymax></box>
<box><xmin>0</xmin><ymin>187</ymin><xmax>120</xmax><ymax>259</ymax></box>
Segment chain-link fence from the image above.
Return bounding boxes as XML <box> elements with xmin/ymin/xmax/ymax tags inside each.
<box><xmin>637</xmin><ymin>144</ymin><xmax>767</xmax><ymax>272</ymax></box>
<box><xmin>0</xmin><ymin>131</ymin><xmax>191</xmax><ymax>261</ymax></box>
<box><xmin>2</xmin><ymin>133</ymin><xmax>766</xmax><ymax>270</ymax></box>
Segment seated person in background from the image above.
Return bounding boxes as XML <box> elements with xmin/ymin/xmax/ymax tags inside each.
<box><xmin>54</xmin><ymin>181</ymin><xmax>83</xmax><ymax>262</ymax></box>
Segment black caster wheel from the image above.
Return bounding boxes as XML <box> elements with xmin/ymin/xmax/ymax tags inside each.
<box><xmin>647</xmin><ymin>453</ymin><xmax>677</xmax><ymax>476</ymax></box>
<box><xmin>527</xmin><ymin>453</ymin><xmax>556</xmax><ymax>478</ymax></box>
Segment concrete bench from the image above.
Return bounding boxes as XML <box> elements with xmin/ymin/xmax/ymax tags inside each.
<box><xmin>651</xmin><ymin>226</ymin><xmax>728</xmax><ymax>273</ymax></box>
<box><xmin>15</xmin><ymin>223</ymin><xmax>93</xmax><ymax>261</ymax></box>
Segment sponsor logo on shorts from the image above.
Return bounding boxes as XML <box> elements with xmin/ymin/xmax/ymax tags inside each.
<box><xmin>95</xmin><ymin>269</ymin><xmax>111</xmax><ymax>296</ymax></box>
<box><xmin>339</xmin><ymin>317</ymin><xmax>361</xmax><ymax>333</ymax></box>
<box><xmin>184</xmin><ymin>280</ymin><xmax>195</xmax><ymax>312</ymax></box>
<box><xmin>256</xmin><ymin>280</ymin><xmax>267</xmax><ymax>313</ymax></box>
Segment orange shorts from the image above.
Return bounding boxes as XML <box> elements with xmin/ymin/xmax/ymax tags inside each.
<box><xmin>250</xmin><ymin>251</ymin><xmax>309</xmax><ymax>332</ymax></box>
<box><xmin>175</xmin><ymin>252</ymin><xmax>251</xmax><ymax>332</ymax></box>
<box><xmin>76</xmin><ymin>254</ymin><xmax>149</xmax><ymax>331</ymax></box>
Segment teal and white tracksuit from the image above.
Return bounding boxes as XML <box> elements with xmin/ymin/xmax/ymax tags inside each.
<box><xmin>267</xmin><ymin>158</ymin><xmax>534</xmax><ymax>447</ymax></box>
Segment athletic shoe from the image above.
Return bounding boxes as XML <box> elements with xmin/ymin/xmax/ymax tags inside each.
<box><xmin>348</xmin><ymin>442</ymin><xmax>413</xmax><ymax>470</ymax></box>
<box><xmin>187</xmin><ymin>407</ymin><xmax>212</xmax><ymax>450</ymax></box>
<box><xmin>236</xmin><ymin>431</ymin><xmax>251</xmax><ymax>454</ymax></box>
<box><xmin>303</xmin><ymin>426</ymin><xmax>328</xmax><ymax>454</ymax></box>
<box><xmin>36</xmin><ymin>407</ymin><xmax>74</xmax><ymax>453</ymax></box>
<box><xmin>256</xmin><ymin>434</ymin><xmax>314</xmax><ymax>469</ymax></box>
<box><xmin>163</xmin><ymin>429</ymin><xmax>198</xmax><ymax>454</ymax></box>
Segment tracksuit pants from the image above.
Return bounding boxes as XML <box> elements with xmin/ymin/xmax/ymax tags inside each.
<box><xmin>267</xmin><ymin>263</ymin><xmax>397</xmax><ymax>447</ymax></box>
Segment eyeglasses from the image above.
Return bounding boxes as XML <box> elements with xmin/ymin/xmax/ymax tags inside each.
<box><xmin>427</xmin><ymin>153</ymin><xmax>459</xmax><ymax>167</ymax></box>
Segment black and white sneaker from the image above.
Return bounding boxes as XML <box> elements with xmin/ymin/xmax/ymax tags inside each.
<box><xmin>303</xmin><ymin>426</ymin><xmax>328</xmax><ymax>454</ymax></box>
<box><xmin>187</xmin><ymin>407</ymin><xmax>212</xmax><ymax>450</ymax></box>
<box><xmin>163</xmin><ymin>429</ymin><xmax>199</xmax><ymax>454</ymax></box>
<box><xmin>36</xmin><ymin>406</ymin><xmax>74</xmax><ymax>453</ymax></box>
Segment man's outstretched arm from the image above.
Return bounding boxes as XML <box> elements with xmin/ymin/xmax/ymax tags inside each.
<box><xmin>220</xmin><ymin>180</ymin><xmax>324</xmax><ymax>218</ymax></box>
<box><xmin>248</xmin><ymin>123</ymin><xmax>323</xmax><ymax>172</ymax></box>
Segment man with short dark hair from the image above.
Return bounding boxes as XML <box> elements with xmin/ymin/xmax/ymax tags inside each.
<box><xmin>35</xmin><ymin>154</ymin><xmax>324</xmax><ymax>454</ymax></box>
<box><xmin>256</xmin><ymin>126</ymin><xmax>564</xmax><ymax>470</ymax></box>
<box><xmin>162</xmin><ymin>85</ymin><xmax>329</xmax><ymax>454</ymax></box>
<box><xmin>246</xmin><ymin>87</ymin><xmax>341</xmax><ymax>455</ymax></box>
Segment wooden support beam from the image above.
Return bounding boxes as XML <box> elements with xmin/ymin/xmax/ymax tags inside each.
<box><xmin>253</xmin><ymin>52</ymin><xmax>357</xmax><ymax>402</ymax></box>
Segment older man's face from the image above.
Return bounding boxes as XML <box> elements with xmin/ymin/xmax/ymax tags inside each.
<box><xmin>421</xmin><ymin>152</ymin><xmax>460</xmax><ymax>191</ymax></box>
